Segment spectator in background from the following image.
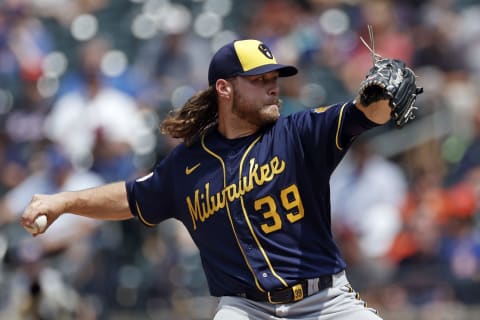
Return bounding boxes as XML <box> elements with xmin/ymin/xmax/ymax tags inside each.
<box><xmin>244</xmin><ymin>0</ymin><xmax>307</xmax><ymax>81</ymax></box>
<box><xmin>44</xmin><ymin>37</ymin><xmax>151</xmax><ymax>182</ymax></box>
<box><xmin>0</xmin><ymin>0</ymin><xmax>54</xmax><ymax>197</ymax></box>
<box><xmin>5</xmin><ymin>75</ymin><xmax>51</xmax><ymax>150</ymax></box>
<box><xmin>331</xmin><ymin>137</ymin><xmax>407</xmax><ymax>259</ymax></box>
<box><xmin>339</xmin><ymin>0</ymin><xmax>414</xmax><ymax>94</ymax></box>
<box><xmin>0</xmin><ymin>73</ymin><xmax>54</xmax><ymax>194</ymax></box>
<box><xmin>0</xmin><ymin>144</ymin><xmax>104</xmax><ymax>319</ymax></box>
<box><xmin>28</xmin><ymin>0</ymin><xmax>110</xmax><ymax>26</ymax></box>
<box><xmin>388</xmin><ymin>166</ymin><xmax>479</xmax><ymax>306</ymax></box>
<box><xmin>0</xmin><ymin>133</ymin><xmax>23</xmax><ymax>196</ymax></box>
<box><xmin>0</xmin><ymin>0</ymin><xmax>53</xmax><ymax>96</ymax></box>
<box><xmin>330</xmin><ymin>137</ymin><xmax>407</xmax><ymax>290</ymax></box>
<box><xmin>246</xmin><ymin>0</ymin><xmax>306</xmax><ymax>44</ymax></box>
<box><xmin>439</xmin><ymin>183</ymin><xmax>479</xmax><ymax>292</ymax></box>
<box><xmin>394</xmin><ymin>202</ymin><xmax>453</xmax><ymax>307</ymax></box>
<box><xmin>0</xmin><ymin>144</ymin><xmax>104</xmax><ymax>245</ymax></box>
<box><xmin>448</xmin><ymin>99</ymin><xmax>480</xmax><ymax>185</ymax></box>
<box><xmin>132</xmin><ymin>31</ymin><xmax>212</xmax><ymax>116</ymax></box>
<box><xmin>134</xmin><ymin>33</ymin><xmax>192</xmax><ymax>98</ymax></box>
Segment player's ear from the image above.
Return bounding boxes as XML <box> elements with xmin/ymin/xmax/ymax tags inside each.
<box><xmin>216</xmin><ymin>79</ymin><xmax>233</xmax><ymax>99</ymax></box>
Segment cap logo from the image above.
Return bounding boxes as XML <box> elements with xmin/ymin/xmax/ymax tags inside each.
<box><xmin>258</xmin><ymin>44</ymin><xmax>274</xmax><ymax>59</ymax></box>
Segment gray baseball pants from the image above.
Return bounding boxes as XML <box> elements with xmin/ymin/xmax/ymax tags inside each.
<box><xmin>213</xmin><ymin>271</ymin><xmax>382</xmax><ymax>320</ymax></box>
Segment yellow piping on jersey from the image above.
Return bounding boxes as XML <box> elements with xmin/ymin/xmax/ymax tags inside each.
<box><xmin>201</xmin><ymin>134</ymin><xmax>266</xmax><ymax>293</ymax></box>
<box><xmin>136</xmin><ymin>201</ymin><xmax>156</xmax><ymax>227</ymax></box>
<box><xmin>335</xmin><ymin>102</ymin><xmax>348</xmax><ymax>151</ymax></box>
<box><xmin>238</xmin><ymin>136</ymin><xmax>289</xmax><ymax>288</ymax></box>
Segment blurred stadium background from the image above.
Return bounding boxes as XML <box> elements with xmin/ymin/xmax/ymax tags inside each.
<box><xmin>1</xmin><ymin>0</ymin><xmax>480</xmax><ymax>319</ymax></box>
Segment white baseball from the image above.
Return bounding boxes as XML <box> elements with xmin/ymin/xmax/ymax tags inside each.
<box><xmin>24</xmin><ymin>215</ymin><xmax>48</xmax><ymax>234</ymax></box>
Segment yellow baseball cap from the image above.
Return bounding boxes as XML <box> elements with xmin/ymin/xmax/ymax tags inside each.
<box><xmin>208</xmin><ymin>39</ymin><xmax>298</xmax><ymax>86</ymax></box>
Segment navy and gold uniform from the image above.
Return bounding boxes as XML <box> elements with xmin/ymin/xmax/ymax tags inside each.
<box><xmin>21</xmin><ymin>38</ymin><xmax>392</xmax><ymax>319</ymax></box>
<box><xmin>126</xmin><ymin>100</ymin><xmax>377</xmax><ymax>297</ymax></box>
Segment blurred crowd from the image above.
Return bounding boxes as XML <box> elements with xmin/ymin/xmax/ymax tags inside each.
<box><xmin>0</xmin><ymin>0</ymin><xmax>480</xmax><ymax>319</ymax></box>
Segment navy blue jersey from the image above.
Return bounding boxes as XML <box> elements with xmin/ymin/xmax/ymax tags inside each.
<box><xmin>126</xmin><ymin>101</ymin><xmax>378</xmax><ymax>297</ymax></box>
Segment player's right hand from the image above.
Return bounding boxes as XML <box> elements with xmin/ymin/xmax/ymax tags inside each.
<box><xmin>21</xmin><ymin>193</ymin><xmax>64</xmax><ymax>236</ymax></box>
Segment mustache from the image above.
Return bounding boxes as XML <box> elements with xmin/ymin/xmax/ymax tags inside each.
<box><xmin>267</xmin><ymin>98</ymin><xmax>282</xmax><ymax>106</ymax></box>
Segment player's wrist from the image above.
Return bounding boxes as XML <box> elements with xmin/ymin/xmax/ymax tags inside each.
<box><xmin>55</xmin><ymin>191</ymin><xmax>75</xmax><ymax>215</ymax></box>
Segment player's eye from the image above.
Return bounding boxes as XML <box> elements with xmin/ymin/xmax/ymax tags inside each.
<box><xmin>247</xmin><ymin>73</ymin><xmax>278</xmax><ymax>85</ymax></box>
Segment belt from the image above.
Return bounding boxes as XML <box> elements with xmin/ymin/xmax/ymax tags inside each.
<box><xmin>239</xmin><ymin>273</ymin><xmax>337</xmax><ymax>304</ymax></box>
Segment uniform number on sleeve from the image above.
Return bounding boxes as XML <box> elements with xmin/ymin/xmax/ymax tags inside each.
<box><xmin>254</xmin><ymin>184</ymin><xmax>304</xmax><ymax>234</ymax></box>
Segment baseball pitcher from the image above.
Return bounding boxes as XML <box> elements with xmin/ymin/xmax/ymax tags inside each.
<box><xmin>22</xmin><ymin>38</ymin><xmax>422</xmax><ymax>319</ymax></box>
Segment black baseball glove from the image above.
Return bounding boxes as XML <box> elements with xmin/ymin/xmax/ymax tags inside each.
<box><xmin>358</xmin><ymin>58</ymin><xmax>423</xmax><ymax>128</ymax></box>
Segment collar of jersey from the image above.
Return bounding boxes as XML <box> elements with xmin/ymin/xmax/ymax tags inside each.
<box><xmin>210</xmin><ymin>126</ymin><xmax>265</xmax><ymax>147</ymax></box>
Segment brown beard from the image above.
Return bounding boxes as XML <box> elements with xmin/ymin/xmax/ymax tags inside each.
<box><xmin>232</xmin><ymin>90</ymin><xmax>281</xmax><ymax>127</ymax></box>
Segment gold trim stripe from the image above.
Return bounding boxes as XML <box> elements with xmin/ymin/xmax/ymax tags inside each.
<box><xmin>201</xmin><ymin>134</ymin><xmax>265</xmax><ymax>292</ymax></box>
<box><xmin>239</xmin><ymin>136</ymin><xmax>289</xmax><ymax>288</ymax></box>
<box><xmin>335</xmin><ymin>102</ymin><xmax>348</xmax><ymax>151</ymax></box>
<box><xmin>136</xmin><ymin>201</ymin><xmax>156</xmax><ymax>227</ymax></box>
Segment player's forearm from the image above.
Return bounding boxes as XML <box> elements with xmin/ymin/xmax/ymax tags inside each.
<box><xmin>354</xmin><ymin>98</ymin><xmax>391</xmax><ymax>125</ymax></box>
<box><xmin>22</xmin><ymin>181</ymin><xmax>133</xmax><ymax>229</ymax></box>
<box><xmin>60</xmin><ymin>181</ymin><xmax>133</xmax><ymax>220</ymax></box>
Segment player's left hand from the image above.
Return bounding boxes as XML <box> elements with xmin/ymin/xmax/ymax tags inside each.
<box><xmin>358</xmin><ymin>58</ymin><xmax>423</xmax><ymax>128</ymax></box>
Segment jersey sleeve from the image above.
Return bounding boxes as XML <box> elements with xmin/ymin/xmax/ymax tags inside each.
<box><xmin>125</xmin><ymin>152</ymin><xmax>177</xmax><ymax>227</ymax></box>
<box><xmin>290</xmin><ymin>100</ymin><xmax>379</xmax><ymax>174</ymax></box>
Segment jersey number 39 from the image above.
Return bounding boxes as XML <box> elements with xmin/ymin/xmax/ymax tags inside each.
<box><xmin>254</xmin><ymin>184</ymin><xmax>305</xmax><ymax>234</ymax></box>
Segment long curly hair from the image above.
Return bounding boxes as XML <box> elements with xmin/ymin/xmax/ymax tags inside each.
<box><xmin>160</xmin><ymin>86</ymin><xmax>218</xmax><ymax>146</ymax></box>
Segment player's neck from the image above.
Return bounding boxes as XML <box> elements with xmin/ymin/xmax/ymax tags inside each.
<box><xmin>217</xmin><ymin>113</ymin><xmax>260</xmax><ymax>139</ymax></box>
<box><xmin>217</xmin><ymin>121</ymin><xmax>260</xmax><ymax>139</ymax></box>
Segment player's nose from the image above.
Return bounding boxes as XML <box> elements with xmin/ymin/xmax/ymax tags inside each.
<box><xmin>267</xmin><ymin>81</ymin><xmax>279</xmax><ymax>97</ymax></box>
